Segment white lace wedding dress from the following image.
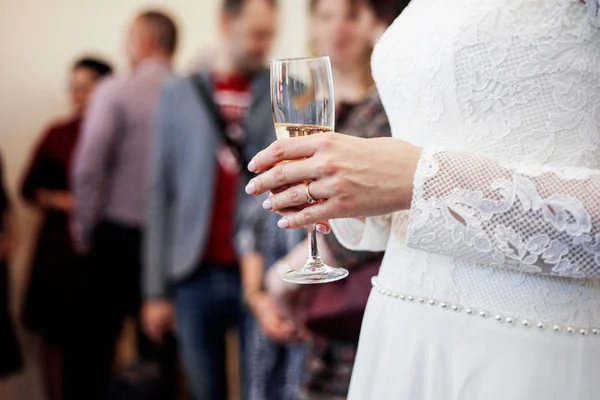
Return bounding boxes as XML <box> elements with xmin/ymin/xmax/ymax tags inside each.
<box><xmin>331</xmin><ymin>0</ymin><xmax>600</xmax><ymax>399</ymax></box>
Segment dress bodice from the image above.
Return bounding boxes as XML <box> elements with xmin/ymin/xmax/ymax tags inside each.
<box><xmin>333</xmin><ymin>0</ymin><xmax>600</xmax><ymax>332</ymax></box>
<box><xmin>374</xmin><ymin>0</ymin><xmax>600</xmax><ymax>167</ymax></box>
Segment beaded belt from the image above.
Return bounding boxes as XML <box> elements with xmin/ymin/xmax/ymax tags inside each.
<box><xmin>371</xmin><ymin>277</ymin><xmax>600</xmax><ymax>337</ymax></box>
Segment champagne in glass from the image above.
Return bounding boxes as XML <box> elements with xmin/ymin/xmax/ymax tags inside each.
<box><xmin>274</xmin><ymin>123</ymin><xmax>333</xmax><ymax>139</ymax></box>
<box><xmin>270</xmin><ymin>56</ymin><xmax>349</xmax><ymax>284</ymax></box>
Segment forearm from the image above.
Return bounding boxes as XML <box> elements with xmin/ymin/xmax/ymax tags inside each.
<box><xmin>71</xmin><ymin>190</ymin><xmax>98</xmax><ymax>253</ymax></box>
<box><xmin>71</xmin><ymin>79</ymin><xmax>119</xmax><ymax>251</ymax></box>
<box><xmin>143</xmin><ymin>186</ymin><xmax>173</xmax><ymax>299</ymax></box>
<box><xmin>142</xmin><ymin>261</ymin><xmax>170</xmax><ymax>300</ymax></box>
<box><xmin>71</xmin><ymin>146</ymin><xmax>107</xmax><ymax>251</ymax></box>
<box><xmin>143</xmin><ymin>80</ymin><xmax>177</xmax><ymax>300</ymax></box>
<box><xmin>35</xmin><ymin>189</ymin><xmax>74</xmax><ymax>211</ymax></box>
<box><xmin>241</xmin><ymin>252</ymin><xmax>266</xmax><ymax>300</ymax></box>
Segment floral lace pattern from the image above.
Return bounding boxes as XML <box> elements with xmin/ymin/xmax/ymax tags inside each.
<box><xmin>338</xmin><ymin>0</ymin><xmax>600</xmax><ymax>328</ymax></box>
<box><xmin>407</xmin><ymin>149</ymin><xmax>600</xmax><ymax>278</ymax></box>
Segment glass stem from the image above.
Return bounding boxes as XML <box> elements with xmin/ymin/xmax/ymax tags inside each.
<box><xmin>307</xmin><ymin>225</ymin><xmax>322</xmax><ymax>267</ymax></box>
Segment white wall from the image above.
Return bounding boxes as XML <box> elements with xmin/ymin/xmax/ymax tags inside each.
<box><xmin>0</xmin><ymin>1</ymin><xmax>308</xmax><ymax>398</ymax></box>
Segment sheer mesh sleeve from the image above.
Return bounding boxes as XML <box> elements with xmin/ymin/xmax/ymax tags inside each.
<box><xmin>406</xmin><ymin>148</ymin><xmax>600</xmax><ymax>278</ymax></box>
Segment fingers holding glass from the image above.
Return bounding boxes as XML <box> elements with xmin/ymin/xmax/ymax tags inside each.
<box><xmin>271</xmin><ymin>205</ymin><xmax>332</xmax><ymax>234</ymax></box>
<box><xmin>269</xmin><ymin>56</ymin><xmax>347</xmax><ymax>284</ymax></box>
<box><xmin>246</xmin><ymin>158</ymin><xmax>318</xmax><ymax>195</ymax></box>
<box><xmin>275</xmin><ymin>201</ymin><xmax>334</xmax><ymax>229</ymax></box>
<box><xmin>247</xmin><ymin>136</ymin><xmax>320</xmax><ymax>173</ymax></box>
<box><xmin>315</xmin><ymin>221</ymin><xmax>331</xmax><ymax>234</ymax></box>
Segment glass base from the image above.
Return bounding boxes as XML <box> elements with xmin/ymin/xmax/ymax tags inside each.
<box><xmin>281</xmin><ymin>259</ymin><xmax>349</xmax><ymax>284</ymax></box>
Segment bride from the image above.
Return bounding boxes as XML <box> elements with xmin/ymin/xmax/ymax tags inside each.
<box><xmin>247</xmin><ymin>0</ymin><xmax>600</xmax><ymax>398</ymax></box>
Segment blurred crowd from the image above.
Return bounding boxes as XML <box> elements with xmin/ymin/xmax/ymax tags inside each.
<box><xmin>0</xmin><ymin>0</ymin><xmax>408</xmax><ymax>399</ymax></box>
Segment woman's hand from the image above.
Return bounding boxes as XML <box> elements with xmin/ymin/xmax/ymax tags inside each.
<box><xmin>247</xmin><ymin>291</ymin><xmax>303</xmax><ymax>342</ymax></box>
<box><xmin>36</xmin><ymin>189</ymin><xmax>75</xmax><ymax>212</ymax></box>
<box><xmin>245</xmin><ymin>134</ymin><xmax>422</xmax><ymax>229</ymax></box>
<box><xmin>142</xmin><ymin>299</ymin><xmax>175</xmax><ymax>344</ymax></box>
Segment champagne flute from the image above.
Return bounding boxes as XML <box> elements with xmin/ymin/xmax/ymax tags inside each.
<box><xmin>270</xmin><ymin>56</ymin><xmax>349</xmax><ymax>284</ymax></box>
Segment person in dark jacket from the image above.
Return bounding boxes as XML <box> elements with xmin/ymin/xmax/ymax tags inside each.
<box><xmin>20</xmin><ymin>57</ymin><xmax>112</xmax><ymax>400</ymax></box>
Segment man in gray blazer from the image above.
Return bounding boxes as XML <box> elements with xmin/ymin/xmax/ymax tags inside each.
<box><xmin>142</xmin><ymin>0</ymin><xmax>278</xmax><ymax>398</ymax></box>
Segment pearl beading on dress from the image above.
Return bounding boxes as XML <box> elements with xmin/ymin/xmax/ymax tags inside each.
<box><xmin>371</xmin><ymin>277</ymin><xmax>600</xmax><ymax>337</ymax></box>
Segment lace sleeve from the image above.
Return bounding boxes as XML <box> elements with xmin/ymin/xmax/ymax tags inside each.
<box><xmin>330</xmin><ymin>216</ymin><xmax>392</xmax><ymax>252</ymax></box>
<box><xmin>406</xmin><ymin>148</ymin><xmax>600</xmax><ymax>278</ymax></box>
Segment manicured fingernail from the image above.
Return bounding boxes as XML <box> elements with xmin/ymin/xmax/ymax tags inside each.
<box><xmin>262</xmin><ymin>198</ymin><xmax>272</xmax><ymax>210</ymax></box>
<box><xmin>248</xmin><ymin>160</ymin><xmax>257</xmax><ymax>172</ymax></box>
<box><xmin>277</xmin><ymin>218</ymin><xmax>289</xmax><ymax>228</ymax></box>
<box><xmin>245</xmin><ymin>182</ymin><xmax>256</xmax><ymax>195</ymax></box>
<box><xmin>316</xmin><ymin>223</ymin><xmax>328</xmax><ymax>234</ymax></box>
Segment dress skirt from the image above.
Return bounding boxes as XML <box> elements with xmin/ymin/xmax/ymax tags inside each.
<box><xmin>22</xmin><ymin>211</ymin><xmax>83</xmax><ymax>346</ymax></box>
<box><xmin>0</xmin><ymin>260</ymin><xmax>22</xmax><ymax>378</ymax></box>
<box><xmin>348</xmin><ymin>287</ymin><xmax>600</xmax><ymax>400</ymax></box>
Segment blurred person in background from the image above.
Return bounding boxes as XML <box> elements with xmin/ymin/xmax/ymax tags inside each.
<box><xmin>20</xmin><ymin>57</ymin><xmax>112</xmax><ymax>400</ymax></box>
<box><xmin>243</xmin><ymin>0</ymin><xmax>600</xmax><ymax>396</ymax></box>
<box><xmin>0</xmin><ymin>152</ymin><xmax>23</xmax><ymax>383</ymax></box>
<box><xmin>261</xmin><ymin>0</ymin><xmax>408</xmax><ymax>398</ymax></box>
<box><xmin>143</xmin><ymin>0</ymin><xmax>277</xmax><ymax>398</ymax></box>
<box><xmin>365</xmin><ymin>0</ymin><xmax>409</xmax><ymax>41</ymax></box>
<box><xmin>238</xmin><ymin>196</ymin><xmax>307</xmax><ymax>400</ymax></box>
<box><xmin>69</xmin><ymin>10</ymin><xmax>178</xmax><ymax>400</ymax></box>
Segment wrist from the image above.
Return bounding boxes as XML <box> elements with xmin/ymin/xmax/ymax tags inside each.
<box><xmin>400</xmin><ymin>144</ymin><xmax>423</xmax><ymax>210</ymax></box>
<box><xmin>245</xmin><ymin>290</ymin><xmax>269</xmax><ymax>316</ymax></box>
<box><xmin>145</xmin><ymin>297</ymin><xmax>171</xmax><ymax>305</ymax></box>
<box><xmin>244</xmin><ymin>288</ymin><xmax>264</xmax><ymax>305</ymax></box>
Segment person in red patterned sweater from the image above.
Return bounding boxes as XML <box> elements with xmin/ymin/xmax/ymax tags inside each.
<box><xmin>142</xmin><ymin>1</ymin><xmax>278</xmax><ymax>399</ymax></box>
<box><xmin>203</xmin><ymin>74</ymin><xmax>252</xmax><ymax>266</ymax></box>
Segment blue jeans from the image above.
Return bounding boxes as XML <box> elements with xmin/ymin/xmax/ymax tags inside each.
<box><xmin>174</xmin><ymin>265</ymin><xmax>246</xmax><ymax>400</ymax></box>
